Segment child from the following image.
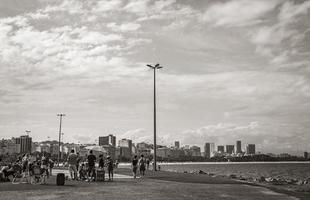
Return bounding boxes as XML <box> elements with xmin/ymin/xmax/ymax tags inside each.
<box><xmin>79</xmin><ymin>163</ymin><xmax>87</xmax><ymax>181</ymax></box>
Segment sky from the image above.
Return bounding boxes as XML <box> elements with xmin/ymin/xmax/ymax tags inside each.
<box><xmin>0</xmin><ymin>0</ymin><xmax>310</xmax><ymax>155</ymax></box>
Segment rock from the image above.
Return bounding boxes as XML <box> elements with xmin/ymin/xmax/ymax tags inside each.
<box><xmin>265</xmin><ymin>177</ymin><xmax>274</xmax><ymax>182</ymax></box>
<box><xmin>198</xmin><ymin>170</ymin><xmax>206</xmax><ymax>174</ymax></box>
<box><xmin>207</xmin><ymin>172</ymin><xmax>215</xmax><ymax>176</ymax></box>
<box><xmin>183</xmin><ymin>171</ymin><xmax>188</xmax><ymax>173</ymax></box>
<box><xmin>258</xmin><ymin>176</ymin><xmax>265</xmax><ymax>182</ymax></box>
<box><xmin>228</xmin><ymin>174</ymin><xmax>237</xmax><ymax>179</ymax></box>
<box><xmin>295</xmin><ymin>180</ymin><xmax>304</xmax><ymax>185</ymax></box>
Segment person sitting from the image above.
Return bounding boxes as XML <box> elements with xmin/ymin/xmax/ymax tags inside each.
<box><xmin>79</xmin><ymin>163</ymin><xmax>87</xmax><ymax>181</ymax></box>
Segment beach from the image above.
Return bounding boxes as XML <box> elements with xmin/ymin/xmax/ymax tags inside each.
<box><xmin>1</xmin><ymin>168</ymin><xmax>310</xmax><ymax>200</ymax></box>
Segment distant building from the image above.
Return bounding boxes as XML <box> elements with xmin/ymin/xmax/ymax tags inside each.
<box><xmin>157</xmin><ymin>147</ymin><xmax>172</xmax><ymax>159</ymax></box>
<box><xmin>236</xmin><ymin>140</ymin><xmax>242</xmax><ymax>154</ymax></box>
<box><xmin>0</xmin><ymin>138</ymin><xmax>20</xmax><ymax>155</ymax></box>
<box><xmin>119</xmin><ymin>147</ymin><xmax>132</xmax><ymax>160</ymax></box>
<box><xmin>190</xmin><ymin>146</ymin><xmax>201</xmax><ymax>157</ymax></box>
<box><xmin>217</xmin><ymin>145</ymin><xmax>224</xmax><ymax>152</ymax></box>
<box><xmin>204</xmin><ymin>143</ymin><xmax>211</xmax><ymax>158</ymax></box>
<box><xmin>136</xmin><ymin>142</ymin><xmax>152</xmax><ymax>157</ymax></box>
<box><xmin>246</xmin><ymin>144</ymin><xmax>255</xmax><ymax>155</ymax></box>
<box><xmin>118</xmin><ymin>138</ymin><xmax>132</xmax><ymax>156</ymax></box>
<box><xmin>226</xmin><ymin>145</ymin><xmax>234</xmax><ymax>154</ymax></box>
<box><xmin>175</xmin><ymin>141</ymin><xmax>180</xmax><ymax>149</ymax></box>
<box><xmin>15</xmin><ymin>135</ymin><xmax>32</xmax><ymax>154</ymax></box>
<box><xmin>304</xmin><ymin>152</ymin><xmax>308</xmax><ymax>159</ymax></box>
<box><xmin>99</xmin><ymin>134</ymin><xmax>116</xmax><ymax>147</ymax></box>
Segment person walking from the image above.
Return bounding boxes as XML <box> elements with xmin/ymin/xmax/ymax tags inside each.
<box><xmin>132</xmin><ymin>155</ymin><xmax>138</xmax><ymax>179</ymax></box>
<box><xmin>139</xmin><ymin>154</ymin><xmax>146</xmax><ymax>177</ymax></box>
<box><xmin>106</xmin><ymin>155</ymin><xmax>114</xmax><ymax>181</ymax></box>
<box><xmin>87</xmin><ymin>150</ymin><xmax>96</xmax><ymax>181</ymax></box>
<box><xmin>67</xmin><ymin>149</ymin><xmax>78</xmax><ymax>180</ymax></box>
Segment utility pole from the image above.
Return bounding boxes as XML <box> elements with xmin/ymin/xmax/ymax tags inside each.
<box><xmin>146</xmin><ymin>63</ymin><xmax>163</xmax><ymax>171</ymax></box>
<box><xmin>57</xmin><ymin>114</ymin><xmax>65</xmax><ymax>165</ymax></box>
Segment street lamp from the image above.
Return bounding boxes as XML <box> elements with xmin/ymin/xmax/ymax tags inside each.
<box><xmin>147</xmin><ymin>63</ymin><xmax>163</xmax><ymax>171</ymax></box>
<box><xmin>57</xmin><ymin>114</ymin><xmax>65</xmax><ymax>165</ymax></box>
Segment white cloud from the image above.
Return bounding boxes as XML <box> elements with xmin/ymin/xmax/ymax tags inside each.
<box><xmin>94</xmin><ymin>0</ymin><xmax>123</xmax><ymax>12</ymax></box>
<box><xmin>202</xmin><ymin>0</ymin><xmax>280</xmax><ymax>27</ymax></box>
<box><xmin>107</xmin><ymin>22</ymin><xmax>141</xmax><ymax>32</ymax></box>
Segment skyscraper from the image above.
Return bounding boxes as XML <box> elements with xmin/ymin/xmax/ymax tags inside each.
<box><xmin>204</xmin><ymin>143</ymin><xmax>211</xmax><ymax>158</ymax></box>
<box><xmin>99</xmin><ymin>134</ymin><xmax>116</xmax><ymax>147</ymax></box>
<box><xmin>246</xmin><ymin>144</ymin><xmax>255</xmax><ymax>155</ymax></box>
<box><xmin>217</xmin><ymin>145</ymin><xmax>224</xmax><ymax>152</ymax></box>
<box><xmin>174</xmin><ymin>141</ymin><xmax>180</xmax><ymax>149</ymax></box>
<box><xmin>15</xmin><ymin>135</ymin><xmax>32</xmax><ymax>154</ymax></box>
<box><xmin>236</xmin><ymin>140</ymin><xmax>242</xmax><ymax>154</ymax></box>
<box><xmin>119</xmin><ymin>138</ymin><xmax>132</xmax><ymax>153</ymax></box>
<box><xmin>226</xmin><ymin>145</ymin><xmax>234</xmax><ymax>154</ymax></box>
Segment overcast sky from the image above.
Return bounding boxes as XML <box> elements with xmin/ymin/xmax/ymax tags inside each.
<box><xmin>0</xmin><ymin>0</ymin><xmax>310</xmax><ymax>154</ymax></box>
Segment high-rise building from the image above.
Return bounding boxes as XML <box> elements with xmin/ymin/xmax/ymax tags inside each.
<box><xmin>99</xmin><ymin>134</ymin><xmax>116</xmax><ymax>147</ymax></box>
<box><xmin>226</xmin><ymin>145</ymin><xmax>234</xmax><ymax>154</ymax></box>
<box><xmin>304</xmin><ymin>152</ymin><xmax>308</xmax><ymax>159</ymax></box>
<box><xmin>118</xmin><ymin>138</ymin><xmax>132</xmax><ymax>156</ymax></box>
<box><xmin>204</xmin><ymin>143</ymin><xmax>215</xmax><ymax>158</ymax></box>
<box><xmin>236</xmin><ymin>140</ymin><xmax>242</xmax><ymax>154</ymax></box>
<box><xmin>190</xmin><ymin>146</ymin><xmax>201</xmax><ymax>157</ymax></box>
<box><xmin>246</xmin><ymin>144</ymin><xmax>255</xmax><ymax>155</ymax></box>
<box><xmin>204</xmin><ymin>143</ymin><xmax>211</xmax><ymax>158</ymax></box>
<box><xmin>175</xmin><ymin>141</ymin><xmax>180</xmax><ymax>149</ymax></box>
<box><xmin>15</xmin><ymin>135</ymin><xmax>32</xmax><ymax>154</ymax></box>
<box><xmin>217</xmin><ymin>145</ymin><xmax>224</xmax><ymax>152</ymax></box>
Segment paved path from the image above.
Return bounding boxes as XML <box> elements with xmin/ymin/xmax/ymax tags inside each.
<box><xmin>52</xmin><ymin>169</ymin><xmax>132</xmax><ymax>179</ymax></box>
<box><xmin>0</xmin><ymin>168</ymin><xmax>309</xmax><ymax>200</ymax></box>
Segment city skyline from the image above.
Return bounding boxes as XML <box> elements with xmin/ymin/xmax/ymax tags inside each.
<box><xmin>0</xmin><ymin>0</ymin><xmax>310</xmax><ymax>155</ymax></box>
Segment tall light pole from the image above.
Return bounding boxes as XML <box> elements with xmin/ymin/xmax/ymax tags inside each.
<box><xmin>57</xmin><ymin>114</ymin><xmax>65</xmax><ymax>165</ymax></box>
<box><xmin>147</xmin><ymin>63</ymin><xmax>163</xmax><ymax>171</ymax></box>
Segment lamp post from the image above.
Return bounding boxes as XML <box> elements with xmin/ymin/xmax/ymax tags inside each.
<box><xmin>57</xmin><ymin>114</ymin><xmax>65</xmax><ymax>165</ymax></box>
<box><xmin>147</xmin><ymin>63</ymin><xmax>163</xmax><ymax>171</ymax></box>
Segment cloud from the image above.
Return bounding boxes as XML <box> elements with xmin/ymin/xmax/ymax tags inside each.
<box><xmin>202</xmin><ymin>0</ymin><xmax>280</xmax><ymax>27</ymax></box>
<box><xmin>107</xmin><ymin>22</ymin><xmax>141</xmax><ymax>32</ymax></box>
<box><xmin>249</xmin><ymin>0</ymin><xmax>310</xmax><ymax>69</ymax></box>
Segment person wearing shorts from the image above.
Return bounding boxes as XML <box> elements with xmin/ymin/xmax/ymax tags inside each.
<box><xmin>67</xmin><ymin>150</ymin><xmax>78</xmax><ymax>180</ymax></box>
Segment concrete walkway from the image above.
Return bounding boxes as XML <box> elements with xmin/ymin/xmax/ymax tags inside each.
<box><xmin>0</xmin><ymin>168</ymin><xmax>308</xmax><ymax>200</ymax></box>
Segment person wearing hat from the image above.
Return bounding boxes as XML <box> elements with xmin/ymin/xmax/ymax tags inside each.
<box><xmin>106</xmin><ymin>155</ymin><xmax>114</xmax><ymax>181</ymax></box>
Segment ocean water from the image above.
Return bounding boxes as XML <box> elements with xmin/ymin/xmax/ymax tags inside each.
<box><xmin>157</xmin><ymin>162</ymin><xmax>310</xmax><ymax>180</ymax></box>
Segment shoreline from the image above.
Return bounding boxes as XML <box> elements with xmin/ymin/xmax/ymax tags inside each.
<box><xmin>119</xmin><ymin>161</ymin><xmax>310</xmax><ymax>165</ymax></box>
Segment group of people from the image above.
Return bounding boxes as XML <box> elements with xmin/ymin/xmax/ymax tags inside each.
<box><xmin>67</xmin><ymin>149</ymin><xmax>115</xmax><ymax>181</ymax></box>
<box><xmin>0</xmin><ymin>153</ymin><xmax>54</xmax><ymax>182</ymax></box>
<box><xmin>131</xmin><ymin>154</ymin><xmax>150</xmax><ymax>179</ymax></box>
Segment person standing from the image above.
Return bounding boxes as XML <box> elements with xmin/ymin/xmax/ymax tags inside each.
<box><xmin>76</xmin><ymin>152</ymin><xmax>81</xmax><ymax>172</ymax></box>
<box><xmin>146</xmin><ymin>158</ymin><xmax>150</xmax><ymax>170</ymax></box>
<box><xmin>132</xmin><ymin>155</ymin><xmax>138</xmax><ymax>179</ymax></box>
<box><xmin>48</xmin><ymin>158</ymin><xmax>54</xmax><ymax>176</ymax></box>
<box><xmin>87</xmin><ymin>150</ymin><xmax>96</xmax><ymax>181</ymax></box>
<box><xmin>139</xmin><ymin>154</ymin><xmax>146</xmax><ymax>177</ymax></box>
<box><xmin>41</xmin><ymin>154</ymin><xmax>50</xmax><ymax>178</ymax></box>
<box><xmin>98</xmin><ymin>154</ymin><xmax>104</xmax><ymax>169</ymax></box>
<box><xmin>106</xmin><ymin>155</ymin><xmax>114</xmax><ymax>181</ymax></box>
<box><xmin>67</xmin><ymin>150</ymin><xmax>78</xmax><ymax>180</ymax></box>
